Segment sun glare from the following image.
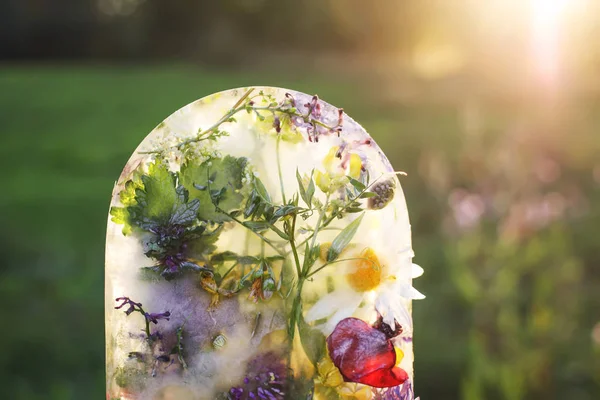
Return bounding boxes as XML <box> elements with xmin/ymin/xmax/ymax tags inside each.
<box><xmin>530</xmin><ymin>0</ymin><xmax>587</xmax><ymax>90</ymax></box>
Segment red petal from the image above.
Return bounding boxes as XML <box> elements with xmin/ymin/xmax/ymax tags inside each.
<box><xmin>357</xmin><ymin>366</ymin><xmax>409</xmax><ymax>388</ymax></box>
<box><xmin>327</xmin><ymin>317</ymin><xmax>404</xmax><ymax>387</ymax></box>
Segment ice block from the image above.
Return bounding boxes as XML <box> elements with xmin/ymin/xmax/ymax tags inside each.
<box><xmin>105</xmin><ymin>87</ymin><xmax>424</xmax><ymax>400</ymax></box>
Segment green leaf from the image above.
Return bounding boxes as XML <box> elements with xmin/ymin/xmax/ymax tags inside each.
<box><xmin>346</xmin><ymin>207</ymin><xmax>364</xmax><ymax>213</ymax></box>
<box><xmin>170</xmin><ymin>197</ymin><xmax>200</xmax><ymax>225</ymax></box>
<box><xmin>273</xmin><ymin>204</ymin><xmax>300</xmax><ymax>219</ymax></box>
<box><xmin>243</xmin><ymin>221</ymin><xmax>270</xmax><ymax>232</ymax></box>
<box><xmin>211</xmin><ymin>251</ymin><xmax>240</xmax><ymax>264</ymax></box>
<box><xmin>137</xmin><ymin>160</ymin><xmax>178</xmax><ymax>222</ymax></box>
<box><xmin>296</xmin><ymin>169</ymin><xmax>315</xmax><ymax>208</ymax></box>
<box><xmin>298</xmin><ymin>305</ymin><xmax>326</xmax><ymax>367</ymax></box>
<box><xmin>109</xmin><ymin>207</ymin><xmax>132</xmax><ymax>235</ymax></box>
<box><xmin>327</xmin><ymin>213</ymin><xmax>364</xmax><ymax>262</ymax></box>
<box><xmin>253</xmin><ymin>176</ymin><xmax>272</xmax><ymax>204</ymax></box>
<box><xmin>348</xmin><ymin>177</ymin><xmax>366</xmax><ymax>192</ymax></box>
<box><xmin>297</xmin><ymin>169</ymin><xmax>309</xmax><ymax>206</ymax></box>
<box><xmin>269</xmin><ymin>224</ymin><xmax>290</xmax><ymax>240</ymax></box>
<box><xmin>306</xmin><ymin>172</ymin><xmax>315</xmax><ymax>207</ymax></box>
<box><xmin>265</xmin><ymin>255</ymin><xmax>285</xmax><ymax>262</ymax></box>
<box><xmin>360</xmin><ymin>191</ymin><xmax>378</xmax><ymax>199</ymax></box>
<box><xmin>180</xmin><ymin>156</ymin><xmax>248</xmax><ymax>222</ymax></box>
<box><xmin>111</xmin><ymin>158</ymin><xmax>199</xmax><ymax>234</ymax></box>
<box><xmin>238</xmin><ymin>255</ymin><xmax>261</xmax><ymax>265</ymax></box>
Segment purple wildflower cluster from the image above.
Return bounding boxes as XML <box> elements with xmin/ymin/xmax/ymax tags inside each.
<box><xmin>228</xmin><ymin>352</ymin><xmax>286</xmax><ymax>400</ymax></box>
<box><xmin>115</xmin><ymin>297</ymin><xmax>171</xmax><ymax>338</ymax></box>
<box><xmin>271</xmin><ymin>93</ymin><xmax>344</xmax><ymax>143</ymax></box>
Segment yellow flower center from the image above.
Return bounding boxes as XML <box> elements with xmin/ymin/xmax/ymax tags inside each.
<box><xmin>346</xmin><ymin>248</ymin><xmax>382</xmax><ymax>292</ymax></box>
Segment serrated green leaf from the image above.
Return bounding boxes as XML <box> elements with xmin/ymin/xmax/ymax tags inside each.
<box><xmin>111</xmin><ymin>159</ymin><xmax>200</xmax><ymax>234</ymax></box>
<box><xmin>138</xmin><ymin>160</ymin><xmax>178</xmax><ymax>222</ymax></box>
<box><xmin>170</xmin><ymin>198</ymin><xmax>200</xmax><ymax>225</ymax></box>
<box><xmin>180</xmin><ymin>156</ymin><xmax>248</xmax><ymax>222</ymax></box>
<box><xmin>109</xmin><ymin>207</ymin><xmax>132</xmax><ymax>235</ymax></box>
<box><xmin>327</xmin><ymin>213</ymin><xmax>364</xmax><ymax>262</ymax></box>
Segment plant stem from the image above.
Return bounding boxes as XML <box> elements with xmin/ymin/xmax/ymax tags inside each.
<box><xmin>289</xmin><ymin>177</ymin><xmax>384</xmax><ymax>255</ymax></box>
<box><xmin>276</xmin><ymin>136</ymin><xmax>287</xmax><ymax>204</ymax></box>
<box><xmin>305</xmin><ymin>256</ymin><xmax>375</xmax><ymax>279</ymax></box>
<box><xmin>309</xmin><ymin>194</ymin><xmax>330</xmax><ymax>251</ymax></box>
<box><xmin>222</xmin><ymin>210</ymin><xmax>285</xmax><ymax>256</ymax></box>
<box><xmin>289</xmin><ymin>213</ymin><xmax>302</xmax><ymax>278</ymax></box>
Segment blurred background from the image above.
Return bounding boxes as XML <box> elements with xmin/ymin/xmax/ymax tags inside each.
<box><xmin>1</xmin><ymin>0</ymin><xmax>599</xmax><ymax>399</ymax></box>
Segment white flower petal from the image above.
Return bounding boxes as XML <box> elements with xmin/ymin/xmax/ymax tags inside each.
<box><xmin>409</xmin><ymin>286</ymin><xmax>426</xmax><ymax>300</ymax></box>
<box><xmin>411</xmin><ymin>263</ymin><xmax>424</xmax><ymax>279</ymax></box>
<box><xmin>375</xmin><ymin>291</ymin><xmax>412</xmax><ymax>329</ymax></box>
<box><xmin>323</xmin><ymin>293</ymin><xmax>364</xmax><ymax>334</ymax></box>
<box><xmin>304</xmin><ymin>289</ymin><xmax>358</xmax><ymax>322</ymax></box>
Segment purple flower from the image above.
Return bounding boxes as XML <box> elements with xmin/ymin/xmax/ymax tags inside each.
<box><xmin>145</xmin><ymin>311</ymin><xmax>171</xmax><ymax>324</ymax></box>
<box><xmin>115</xmin><ymin>297</ymin><xmax>142</xmax><ymax>315</ymax></box>
<box><xmin>373</xmin><ymin>380</ymin><xmax>415</xmax><ymax>400</ymax></box>
<box><xmin>228</xmin><ymin>352</ymin><xmax>286</xmax><ymax>400</ymax></box>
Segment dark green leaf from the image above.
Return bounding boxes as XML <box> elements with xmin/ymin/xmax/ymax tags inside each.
<box><xmin>273</xmin><ymin>204</ymin><xmax>300</xmax><ymax>219</ymax></box>
<box><xmin>243</xmin><ymin>221</ymin><xmax>270</xmax><ymax>232</ymax></box>
<box><xmin>265</xmin><ymin>255</ymin><xmax>286</xmax><ymax>262</ymax></box>
<box><xmin>210</xmin><ymin>251</ymin><xmax>239</xmax><ymax>264</ymax></box>
<box><xmin>238</xmin><ymin>256</ymin><xmax>261</xmax><ymax>265</ymax></box>
<box><xmin>180</xmin><ymin>261</ymin><xmax>211</xmax><ymax>273</ymax></box>
<box><xmin>327</xmin><ymin>213</ymin><xmax>364</xmax><ymax>262</ymax></box>
<box><xmin>170</xmin><ymin>198</ymin><xmax>200</xmax><ymax>225</ymax></box>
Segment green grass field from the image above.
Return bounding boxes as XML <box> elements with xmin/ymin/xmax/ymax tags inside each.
<box><xmin>1</xmin><ymin>65</ymin><xmax>597</xmax><ymax>399</ymax></box>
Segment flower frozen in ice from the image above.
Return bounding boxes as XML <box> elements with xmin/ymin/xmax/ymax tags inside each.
<box><xmin>304</xmin><ymin>247</ymin><xmax>424</xmax><ymax>334</ymax></box>
<box><xmin>314</xmin><ymin>145</ymin><xmax>363</xmax><ymax>193</ymax></box>
<box><xmin>327</xmin><ymin>317</ymin><xmax>408</xmax><ymax>388</ymax></box>
<box><xmin>375</xmin><ymin>263</ymin><xmax>425</xmax><ymax>332</ymax></box>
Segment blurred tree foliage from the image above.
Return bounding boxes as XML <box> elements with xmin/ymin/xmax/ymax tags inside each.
<box><xmin>0</xmin><ymin>0</ymin><xmax>436</xmax><ymax>60</ymax></box>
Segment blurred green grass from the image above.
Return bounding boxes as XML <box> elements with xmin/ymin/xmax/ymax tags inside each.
<box><xmin>1</xmin><ymin>65</ymin><xmax>597</xmax><ymax>400</ymax></box>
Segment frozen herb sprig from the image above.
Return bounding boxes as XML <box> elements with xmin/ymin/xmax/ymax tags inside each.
<box><xmin>145</xmin><ymin>88</ymin><xmax>344</xmax><ymax>156</ymax></box>
<box><xmin>115</xmin><ymin>297</ymin><xmax>170</xmax><ymax>339</ymax></box>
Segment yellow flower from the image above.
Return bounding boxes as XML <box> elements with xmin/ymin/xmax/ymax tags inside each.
<box><xmin>317</xmin><ymin>352</ymin><xmax>344</xmax><ymax>388</ymax></box>
<box><xmin>337</xmin><ymin>382</ymin><xmax>374</xmax><ymax>400</ymax></box>
<box><xmin>315</xmin><ymin>146</ymin><xmax>363</xmax><ymax>193</ymax></box>
<box><xmin>395</xmin><ymin>347</ymin><xmax>405</xmax><ymax>366</ymax></box>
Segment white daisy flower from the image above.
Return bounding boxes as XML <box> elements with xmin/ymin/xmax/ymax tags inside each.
<box><xmin>304</xmin><ymin>246</ymin><xmax>425</xmax><ymax>335</ymax></box>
